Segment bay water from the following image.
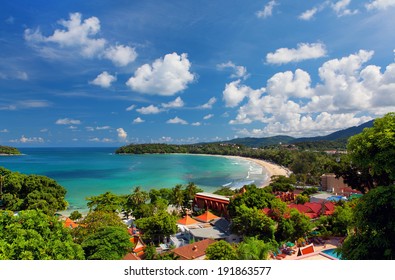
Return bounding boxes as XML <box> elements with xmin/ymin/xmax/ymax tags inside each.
<box><xmin>0</xmin><ymin>147</ymin><xmax>268</xmax><ymax>212</ymax></box>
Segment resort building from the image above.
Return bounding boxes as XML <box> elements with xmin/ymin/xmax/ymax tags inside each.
<box><xmin>175</xmin><ymin>212</ymin><xmax>241</xmax><ymax>244</ymax></box>
<box><xmin>170</xmin><ymin>239</ymin><xmax>215</xmax><ymax>260</ymax></box>
<box><xmin>320</xmin><ymin>173</ymin><xmax>362</xmax><ymax>197</ymax></box>
<box><xmin>192</xmin><ymin>192</ymin><xmax>230</xmax><ymax>217</ymax></box>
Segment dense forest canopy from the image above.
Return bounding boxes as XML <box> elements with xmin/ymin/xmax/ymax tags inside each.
<box><xmin>0</xmin><ymin>167</ymin><xmax>67</xmax><ymax>214</ymax></box>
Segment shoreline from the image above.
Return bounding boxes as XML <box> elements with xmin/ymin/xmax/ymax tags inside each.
<box><xmin>172</xmin><ymin>153</ymin><xmax>291</xmax><ymax>188</ymax></box>
<box><xmin>57</xmin><ymin>153</ymin><xmax>291</xmax><ymax>217</ymax></box>
<box><xmin>221</xmin><ymin>155</ymin><xmax>291</xmax><ymax>187</ymax></box>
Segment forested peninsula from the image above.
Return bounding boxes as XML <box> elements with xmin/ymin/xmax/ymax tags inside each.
<box><xmin>0</xmin><ymin>145</ymin><xmax>21</xmax><ymax>155</ymax></box>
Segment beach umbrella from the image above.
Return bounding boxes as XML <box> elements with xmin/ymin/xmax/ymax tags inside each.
<box><xmin>286</xmin><ymin>241</ymin><xmax>295</xmax><ymax>247</ymax></box>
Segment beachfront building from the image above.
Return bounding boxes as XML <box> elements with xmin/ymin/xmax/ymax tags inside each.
<box><xmin>192</xmin><ymin>192</ymin><xmax>230</xmax><ymax>217</ymax></box>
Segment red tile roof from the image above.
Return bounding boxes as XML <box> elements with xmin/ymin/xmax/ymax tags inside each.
<box><xmin>171</xmin><ymin>239</ymin><xmax>216</xmax><ymax>260</ymax></box>
<box><xmin>123</xmin><ymin>253</ymin><xmax>141</xmax><ymax>260</ymax></box>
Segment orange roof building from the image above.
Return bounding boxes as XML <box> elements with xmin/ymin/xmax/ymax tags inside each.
<box><xmin>64</xmin><ymin>217</ymin><xmax>79</xmax><ymax>229</ymax></box>
<box><xmin>195</xmin><ymin>211</ymin><xmax>219</xmax><ymax>223</ymax></box>
<box><xmin>177</xmin><ymin>215</ymin><xmax>199</xmax><ymax>225</ymax></box>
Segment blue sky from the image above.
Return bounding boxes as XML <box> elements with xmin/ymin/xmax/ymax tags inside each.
<box><xmin>1</xmin><ymin>0</ymin><xmax>395</xmax><ymax>147</ymax></box>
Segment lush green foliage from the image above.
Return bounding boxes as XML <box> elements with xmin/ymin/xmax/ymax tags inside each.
<box><xmin>339</xmin><ymin>112</ymin><xmax>395</xmax><ymax>191</ymax></box>
<box><xmin>231</xmin><ymin>204</ymin><xmax>275</xmax><ymax>242</ymax></box>
<box><xmin>228</xmin><ymin>185</ymin><xmax>275</xmax><ymax>217</ymax></box>
<box><xmin>0</xmin><ymin>210</ymin><xmax>84</xmax><ymax>260</ymax></box>
<box><xmin>0</xmin><ymin>146</ymin><xmax>21</xmax><ymax>155</ymax></box>
<box><xmin>0</xmin><ymin>167</ymin><xmax>67</xmax><ymax>214</ymax></box>
<box><xmin>69</xmin><ymin>210</ymin><xmax>82</xmax><ymax>221</ymax></box>
<box><xmin>135</xmin><ymin>210</ymin><xmax>177</xmax><ymax>244</ymax></box>
<box><xmin>86</xmin><ymin>191</ymin><xmax>124</xmax><ymax>212</ymax></box>
<box><xmin>340</xmin><ymin>185</ymin><xmax>395</xmax><ymax>260</ymax></box>
<box><xmin>236</xmin><ymin>237</ymin><xmax>274</xmax><ymax>260</ymax></box>
<box><xmin>81</xmin><ymin>226</ymin><xmax>132</xmax><ymax>260</ymax></box>
<box><xmin>205</xmin><ymin>240</ymin><xmax>238</xmax><ymax>260</ymax></box>
<box><xmin>213</xmin><ymin>186</ymin><xmax>237</xmax><ymax>196</ymax></box>
<box><xmin>72</xmin><ymin>210</ymin><xmax>127</xmax><ymax>244</ymax></box>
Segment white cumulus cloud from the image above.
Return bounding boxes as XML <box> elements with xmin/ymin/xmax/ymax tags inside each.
<box><xmin>117</xmin><ymin>128</ymin><xmax>127</xmax><ymax>141</ymax></box>
<box><xmin>104</xmin><ymin>44</ymin><xmax>137</xmax><ymax>66</ymax></box>
<box><xmin>223</xmin><ymin>80</ymin><xmax>265</xmax><ymax>108</ymax></box>
<box><xmin>25</xmin><ymin>12</ymin><xmax>106</xmax><ymax>58</ymax></box>
<box><xmin>225</xmin><ymin>49</ymin><xmax>395</xmax><ymax>137</ymax></box>
<box><xmin>90</xmin><ymin>71</ymin><xmax>116</xmax><ymax>88</ymax></box>
<box><xmin>217</xmin><ymin>61</ymin><xmax>248</xmax><ymax>80</ymax></box>
<box><xmin>266</xmin><ymin>42</ymin><xmax>327</xmax><ymax>65</ymax></box>
<box><xmin>161</xmin><ymin>97</ymin><xmax>184</xmax><ymax>108</ymax></box>
<box><xmin>133</xmin><ymin>117</ymin><xmax>145</xmax><ymax>124</ymax></box>
<box><xmin>126</xmin><ymin>52</ymin><xmax>195</xmax><ymax>96</ymax></box>
<box><xmin>166</xmin><ymin>117</ymin><xmax>188</xmax><ymax>125</ymax></box>
<box><xmin>136</xmin><ymin>105</ymin><xmax>162</xmax><ymax>115</ymax></box>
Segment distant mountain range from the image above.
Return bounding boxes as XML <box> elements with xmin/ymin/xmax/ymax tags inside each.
<box><xmin>215</xmin><ymin>119</ymin><xmax>374</xmax><ymax>148</ymax></box>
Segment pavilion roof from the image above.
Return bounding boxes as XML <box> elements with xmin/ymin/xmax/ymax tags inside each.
<box><xmin>177</xmin><ymin>215</ymin><xmax>199</xmax><ymax>225</ymax></box>
<box><xmin>195</xmin><ymin>211</ymin><xmax>219</xmax><ymax>223</ymax></box>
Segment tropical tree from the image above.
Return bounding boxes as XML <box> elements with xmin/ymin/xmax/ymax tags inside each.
<box><xmin>205</xmin><ymin>240</ymin><xmax>237</xmax><ymax>260</ymax></box>
<box><xmin>237</xmin><ymin>237</ymin><xmax>274</xmax><ymax>260</ymax></box>
<box><xmin>135</xmin><ymin>210</ymin><xmax>177</xmax><ymax>244</ymax></box>
<box><xmin>228</xmin><ymin>184</ymin><xmax>275</xmax><ymax>217</ymax></box>
<box><xmin>340</xmin><ymin>185</ymin><xmax>395</xmax><ymax>260</ymax></box>
<box><xmin>0</xmin><ymin>210</ymin><xmax>84</xmax><ymax>260</ymax></box>
<box><xmin>183</xmin><ymin>182</ymin><xmax>202</xmax><ymax>208</ymax></box>
<box><xmin>338</xmin><ymin>112</ymin><xmax>395</xmax><ymax>192</ymax></box>
<box><xmin>81</xmin><ymin>226</ymin><xmax>132</xmax><ymax>260</ymax></box>
<box><xmin>275</xmin><ymin>209</ymin><xmax>312</xmax><ymax>243</ymax></box>
<box><xmin>231</xmin><ymin>204</ymin><xmax>275</xmax><ymax>242</ymax></box>
<box><xmin>69</xmin><ymin>210</ymin><xmax>83</xmax><ymax>221</ymax></box>
<box><xmin>72</xmin><ymin>210</ymin><xmax>127</xmax><ymax>244</ymax></box>
<box><xmin>125</xmin><ymin>186</ymin><xmax>149</xmax><ymax>215</ymax></box>
<box><xmin>0</xmin><ymin>169</ymin><xmax>68</xmax><ymax>214</ymax></box>
<box><xmin>86</xmin><ymin>191</ymin><xmax>122</xmax><ymax>212</ymax></box>
<box><xmin>171</xmin><ymin>184</ymin><xmax>185</xmax><ymax>210</ymax></box>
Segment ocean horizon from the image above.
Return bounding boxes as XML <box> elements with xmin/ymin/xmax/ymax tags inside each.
<box><xmin>0</xmin><ymin>147</ymin><xmax>268</xmax><ymax>213</ymax></box>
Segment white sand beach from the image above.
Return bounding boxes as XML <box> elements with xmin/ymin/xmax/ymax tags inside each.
<box><xmin>222</xmin><ymin>155</ymin><xmax>291</xmax><ymax>187</ymax></box>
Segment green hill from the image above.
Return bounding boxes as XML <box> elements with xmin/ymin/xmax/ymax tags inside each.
<box><xmin>0</xmin><ymin>145</ymin><xmax>21</xmax><ymax>155</ymax></box>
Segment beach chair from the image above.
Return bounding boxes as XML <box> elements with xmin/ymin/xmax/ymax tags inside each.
<box><xmin>270</xmin><ymin>252</ymin><xmax>283</xmax><ymax>260</ymax></box>
<box><xmin>276</xmin><ymin>249</ymin><xmax>287</xmax><ymax>258</ymax></box>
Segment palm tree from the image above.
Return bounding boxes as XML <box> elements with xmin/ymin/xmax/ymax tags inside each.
<box><xmin>237</xmin><ymin>237</ymin><xmax>273</xmax><ymax>260</ymax></box>
<box><xmin>126</xmin><ymin>186</ymin><xmax>149</xmax><ymax>213</ymax></box>
<box><xmin>172</xmin><ymin>184</ymin><xmax>184</xmax><ymax>210</ymax></box>
<box><xmin>183</xmin><ymin>182</ymin><xmax>202</xmax><ymax>209</ymax></box>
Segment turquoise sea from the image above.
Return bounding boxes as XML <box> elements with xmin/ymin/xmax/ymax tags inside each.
<box><xmin>0</xmin><ymin>147</ymin><xmax>268</xmax><ymax>212</ymax></box>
